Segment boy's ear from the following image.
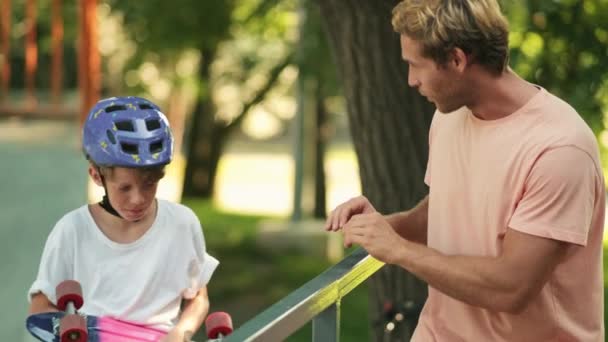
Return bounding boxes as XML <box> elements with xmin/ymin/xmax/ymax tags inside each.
<box><xmin>88</xmin><ymin>165</ymin><xmax>104</xmax><ymax>186</ymax></box>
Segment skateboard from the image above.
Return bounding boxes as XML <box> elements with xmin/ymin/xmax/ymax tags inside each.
<box><xmin>26</xmin><ymin>280</ymin><xmax>233</xmax><ymax>342</ymax></box>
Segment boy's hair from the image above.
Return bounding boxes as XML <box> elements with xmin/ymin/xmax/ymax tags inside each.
<box><xmin>91</xmin><ymin>162</ymin><xmax>166</xmax><ymax>183</ymax></box>
<box><xmin>392</xmin><ymin>0</ymin><xmax>509</xmax><ymax>75</ymax></box>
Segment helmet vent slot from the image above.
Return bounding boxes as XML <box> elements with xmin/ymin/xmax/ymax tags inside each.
<box><xmin>150</xmin><ymin>140</ymin><xmax>163</xmax><ymax>154</ymax></box>
<box><xmin>120</xmin><ymin>142</ymin><xmax>138</xmax><ymax>154</ymax></box>
<box><xmin>146</xmin><ymin>119</ymin><xmax>161</xmax><ymax>131</ymax></box>
<box><xmin>115</xmin><ymin>121</ymin><xmax>135</xmax><ymax>132</ymax></box>
<box><xmin>106</xmin><ymin>130</ymin><xmax>116</xmax><ymax>144</ymax></box>
<box><xmin>105</xmin><ymin>105</ymin><xmax>127</xmax><ymax>113</ymax></box>
<box><xmin>139</xmin><ymin>104</ymin><xmax>154</xmax><ymax>110</ymax></box>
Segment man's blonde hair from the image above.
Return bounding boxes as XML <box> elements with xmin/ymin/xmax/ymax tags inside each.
<box><xmin>392</xmin><ymin>0</ymin><xmax>509</xmax><ymax>74</ymax></box>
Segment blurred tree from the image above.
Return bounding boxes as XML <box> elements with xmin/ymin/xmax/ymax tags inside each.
<box><xmin>316</xmin><ymin>0</ymin><xmax>433</xmax><ymax>340</ymax></box>
<box><xmin>109</xmin><ymin>0</ymin><xmax>298</xmax><ymax>198</ymax></box>
<box><xmin>293</xmin><ymin>0</ymin><xmax>341</xmax><ymax>219</ymax></box>
<box><xmin>108</xmin><ymin>0</ymin><xmax>233</xmax><ymax>197</ymax></box>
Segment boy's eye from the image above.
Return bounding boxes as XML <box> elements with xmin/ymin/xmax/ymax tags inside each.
<box><xmin>119</xmin><ymin>186</ymin><xmax>131</xmax><ymax>192</ymax></box>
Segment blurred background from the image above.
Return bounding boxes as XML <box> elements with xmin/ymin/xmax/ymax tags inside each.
<box><xmin>1</xmin><ymin>0</ymin><xmax>608</xmax><ymax>341</ymax></box>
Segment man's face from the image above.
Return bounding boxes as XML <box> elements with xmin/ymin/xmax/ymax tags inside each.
<box><xmin>400</xmin><ymin>35</ymin><xmax>465</xmax><ymax>113</ymax></box>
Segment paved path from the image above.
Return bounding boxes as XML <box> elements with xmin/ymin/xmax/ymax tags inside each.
<box><xmin>0</xmin><ymin>118</ymin><xmax>87</xmax><ymax>341</ymax></box>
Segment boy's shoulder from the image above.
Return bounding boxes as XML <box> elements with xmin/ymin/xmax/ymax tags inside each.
<box><xmin>46</xmin><ymin>205</ymin><xmax>90</xmax><ymax>241</ymax></box>
<box><xmin>158</xmin><ymin>200</ymin><xmax>200</xmax><ymax>224</ymax></box>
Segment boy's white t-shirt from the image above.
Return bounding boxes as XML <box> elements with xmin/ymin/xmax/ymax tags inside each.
<box><xmin>28</xmin><ymin>199</ymin><xmax>219</xmax><ymax>331</ymax></box>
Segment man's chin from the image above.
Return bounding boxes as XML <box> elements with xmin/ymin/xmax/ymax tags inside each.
<box><xmin>435</xmin><ymin>102</ymin><xmax>463</xmax><ymax>114</ymax></box>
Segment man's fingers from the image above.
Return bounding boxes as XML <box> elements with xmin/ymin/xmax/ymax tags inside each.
<box><xmin>340</xmin><ymin>204</ymin><xmax>357</xmax><ymax>229</ymax></box>
<box><xmin>324</xmin><ymin>209</ymin><xmax>335</xmax><ymax>230</ymax></box>
<box><xmin>326</xmin><ymin>196</ymin><xmax>377</xmax><ymax>232</ymax></box>
<box><xmin>343</xmin><ymin>231</ymin><xmax>364</xmax><ymax>248</ymax></box>
<box><xmin>325</xmin><ymin>206</ymin><xmax>342</xmax><ymax>231</ymax></box>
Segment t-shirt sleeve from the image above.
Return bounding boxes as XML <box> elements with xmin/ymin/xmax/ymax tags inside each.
<box><xmin>27</xmin><ymin>219</ymin><xmax>73</xmax><ymax>304</ymax></box>
<box><xmin>508</xmin><ymin>146</ymin><xmax>599</xmax><ymax>246</ymax></box>
<box><xmin>424</xmin><ymin>111</ymin><xmax>440</xmax><ymax>187</ymax></box>
<box><xmin>182</xmin><ymin>219</ymin><xmax>219</xmax><ymax>300</ymax></box>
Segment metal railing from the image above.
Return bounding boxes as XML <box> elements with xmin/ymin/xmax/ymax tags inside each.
<box><xmin>224</xmin><ymin>248</ymin><xmax>384</xmax><ymax>341</ymax></box>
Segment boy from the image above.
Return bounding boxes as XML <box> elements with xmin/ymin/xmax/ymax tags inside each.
<box><xmin>28</xmin><ymin>96</ymin><xmax>218</xmax><ymax>342</ymax></box>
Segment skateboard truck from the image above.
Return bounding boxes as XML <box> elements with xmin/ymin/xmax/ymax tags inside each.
<box><xmin>55</xmin><ymin>280</ymin><xmax>87</xmax><ymax>342</ymax></box>
<box><xmin>205</xmin><ymin>312</ymin><xmax>233</xmax><ymax>340</ymax></box>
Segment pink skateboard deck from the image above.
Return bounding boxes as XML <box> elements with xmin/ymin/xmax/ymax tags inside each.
<box><xmin>27</xmin><ymin>312</ymin><xmax>167</xmax><ymax>341</ymax></box>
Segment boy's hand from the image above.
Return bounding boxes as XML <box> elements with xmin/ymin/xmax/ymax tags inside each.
<box><xmin>160</xmin><ymin>327</ymin><xmax>192</xmax><ymax>342</ymax></box>
<box><xmin>325</xmin><ymin>196</ymin><xmax>377</xmax><ymax>231</ymax></box>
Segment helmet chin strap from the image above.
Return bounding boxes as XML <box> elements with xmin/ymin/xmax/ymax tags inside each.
<box><xmin>97</xmin><ymin>168</ymin><xmax>123</xmax><ymax>219</ymax></box>
<box><xmin>99</xmin><ymin>193</ymin><xmax>123</xmax><ymax>219</ymax></box>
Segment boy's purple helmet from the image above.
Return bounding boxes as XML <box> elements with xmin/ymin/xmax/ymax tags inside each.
<box><xmin>83</xmin><ymin>97</ymin><xmax>174</xmax><ymax>167</ymax></box>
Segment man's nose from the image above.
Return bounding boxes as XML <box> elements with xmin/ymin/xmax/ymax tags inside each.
<box><xmin>408</xmin><ymin>72</ymin><xmax>419</xmax><ymax>88</ymax></box>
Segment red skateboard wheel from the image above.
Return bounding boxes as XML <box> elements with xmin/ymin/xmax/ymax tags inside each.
<box><xmin>205</xmin><ymin>311</ymin><xmax>233</xmax><ymax>338</ymax></box>
<box><xmin>56</xmin><ymin>280</ymin><xmax>84</xmax><ymax>311</ymax></box>
<box><xmin>60</xmin><ymin>314</ymin><xmax>87</xmax><ymax>342</ymax></box>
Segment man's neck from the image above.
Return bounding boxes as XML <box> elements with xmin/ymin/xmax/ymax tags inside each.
<box><xmin>468</xmin><ymin>69</ymin><xmax>539</xmax><ymax>121</ymax></box>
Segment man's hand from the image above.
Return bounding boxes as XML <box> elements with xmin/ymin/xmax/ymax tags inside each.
<box><xmin>325</xmin><ymin>196</ymin><xmax>377</xmax><ymax>231</ymax></box>
<box><xmin>343</xmin><ymin>212</ymin><xmax>405</xmax><ymax>264</ymax></box>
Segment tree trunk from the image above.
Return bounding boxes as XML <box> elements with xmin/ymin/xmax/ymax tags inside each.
<box><xmin>317</xmin><ymin>0</ymin><xmax>434</xmax><ymax>340</ymax></box>
<box><xmin>183</xmin><ymin>48</ymin><xmax>225</xmax><ymax>198</ymax></box>
<box><xmin>313</xmin><ymin>83</ymin><xmax>327</xmax><ymax>219</ymax></box>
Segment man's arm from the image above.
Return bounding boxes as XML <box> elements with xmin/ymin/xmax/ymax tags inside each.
<box><xmin>343</xmin><ymin>215</ymin><xmax>568</xmax><ymax>313</ymax></box>
<box><xmin>394</xmin><ymin>228</ymin><xmax>567</xmax><ymax>313</ymax></box>
<box><xmin>326</xmin><ymin>195</ymin><xmax>429</xmax><ymax>245</ymax></box>
<box><xmin>165</xmin><ymin>287</ymin><xmax>210</xmax><ymax>341</ymax></box>
<box><xmin>385</xmin><ymin>195</ymin><xmax>428</xmax><ymax>244</ymax></box>
<box><xmin>29</xmin><ymin>292</ymin><xmax>58</xmax><ymax>314</ymax></box>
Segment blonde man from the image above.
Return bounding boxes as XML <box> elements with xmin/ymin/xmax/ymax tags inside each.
<box><xmin>326</xmin><ymin>0</ymin><xmax>604</xmax><ymax>341</ymax></box>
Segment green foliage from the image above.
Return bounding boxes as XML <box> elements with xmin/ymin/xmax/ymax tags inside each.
<box><xmin>108</xmin><ymin>0</ymin><xmax>234</xmax><ymax>53</ymax></box>
<box><xmin>298</xmin><ymin>1</ymin><xmax>341</xmax><ymax>97</ymax></box>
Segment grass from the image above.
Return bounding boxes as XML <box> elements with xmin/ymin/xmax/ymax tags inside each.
<box><xmin>185</xmin><ymin>198</ymin><xmax>608</xmax><ymax>341</ymax></box>
<box><xmin>183</xmin><ymin>198</ymin><xmax>369</xmax><ymax>342</ymax></box>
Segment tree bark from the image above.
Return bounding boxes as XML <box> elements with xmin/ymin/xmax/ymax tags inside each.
<box><xmin>313</xmin><ymin>82</ymin><xmax>327</xmax><ymax>219</ymax></box>
<box><xmin>317</xmin><ymin>0</ymin><xmax>434</xmax><ymax>340</ymax></box>
<box><xmin>183</xmin><ymin>51</ymin><xmax>292</xmax><ymax>198</ymax></box>
<box><xmin>183</xmin><ymin>48</ymin><xmax>224</xmax><ymax>198</ymax></box>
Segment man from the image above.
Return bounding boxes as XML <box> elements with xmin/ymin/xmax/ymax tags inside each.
<box><xmin>325</xmin><ymin>0</ymin><xmax>605</xmax><ymax>340</ymax></box>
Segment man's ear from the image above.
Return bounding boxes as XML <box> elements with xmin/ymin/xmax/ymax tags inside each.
<box><xmin>88</xmin><ymin>165</ymin><xmax>104</xmax><ymax>186</ymax></box>
<box><xmin>451</xmin><ymin>47</ymin><xmax>469</xmax><ymax>73</ymax></box>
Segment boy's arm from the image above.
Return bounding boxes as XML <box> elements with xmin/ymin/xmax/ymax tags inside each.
<box><xmin>164</xmin><ymin>287</ymin><xmax>210</xmax><ymax>341</ymax></box>
<box><xmin>29</xmin><ymin>292</ymin><xmax>58</xmax><ymax>314</ymax></box>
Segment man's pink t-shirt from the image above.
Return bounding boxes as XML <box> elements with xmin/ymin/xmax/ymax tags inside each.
<box><xmin>413</xmin><ymin>87</ymin><xmax>605</xmax><ymax>341</ymax></box>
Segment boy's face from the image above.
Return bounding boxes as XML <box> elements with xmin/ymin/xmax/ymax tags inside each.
<box><xmin>90</xmin><ymin>166</ymin><xmax>159</xmax><ymax>222</ymax></box>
